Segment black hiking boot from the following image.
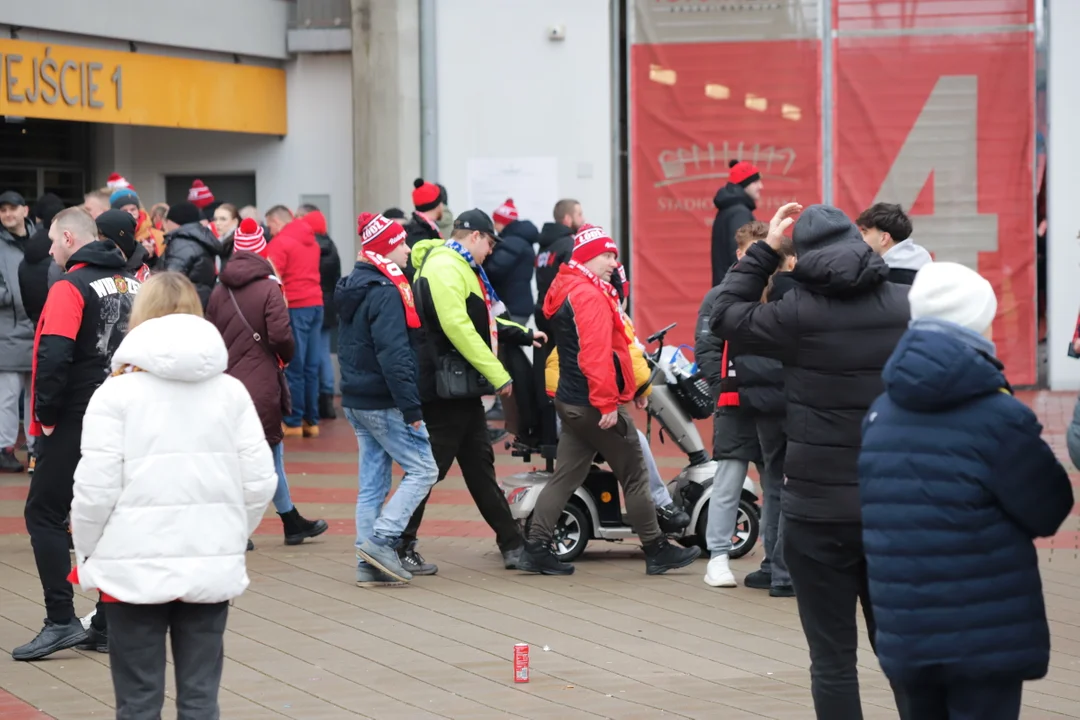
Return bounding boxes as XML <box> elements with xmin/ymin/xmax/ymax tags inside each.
<box><xmin>280</xmin><ymin>507</ymin><xmax>329</xmax><ymax>545</ymax></box>
<box><xmin>0</xmin><ymin>448</ymin><xmax>23</xmax><ymax>473</ymax></box>
<box><xmin>643</xmin><ymin>537</ymin><xmax>701</xmax><ymax>575</ymax></box>
<box><xmin>318</xmin><ymin>393</ymin><xmax>337</xmax><ymax>420</ymax></box>
<box><xmin>656</xmin><ymin>502</ymin><xmax>690</xmax><ymax>533</ymax></box>
<box><xmin>517</xmin><ymin>542</ymin><xmax>574</xmax><ymax>575</ymax></box>
<box><xmin>398</xmin><ymin>543</ymin><xmax>438</xmax><ymax>575</ymax></box>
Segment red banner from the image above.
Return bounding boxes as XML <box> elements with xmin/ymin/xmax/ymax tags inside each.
<box><xmin>835</xmin><ymin>31</ymin><xmax>1036</xmax><ymax>383</ymax></box>
<box><xmin>630</xmin><ymin>41</ymin><xmax>821</xmax><ymax>348</ymax></box>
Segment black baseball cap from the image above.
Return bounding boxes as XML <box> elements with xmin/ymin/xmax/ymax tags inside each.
<box><xmin>453</xmin><ymin>208</ymin><xmax>500</xmax><ymax>241</ymax></box>
<box><xmin>0</xmin><ymin>191</ymin><xmax>26</xmax><ymax>208</ymax></box>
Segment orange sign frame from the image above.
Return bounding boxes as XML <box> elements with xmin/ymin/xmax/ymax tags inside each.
<box><xmin>0</xmin><ymin>38</ymin><xmax>286</xmax><ymax>135</ymax></box>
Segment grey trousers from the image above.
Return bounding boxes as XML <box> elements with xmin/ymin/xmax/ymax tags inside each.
<box><xmin>756</xmin><ymin>416</ymin><xmax>790</xmax><ymax>586</ymax></box>
<box><xmin>106</xmin><ymin>601</ymin><xmax>229</xmax><ymax>720</ymax></box>
<box><xmin>0</xmin><ymin>371</ymin><xmax>32</xmax><ymax>450</ymax></box>
<box><xmin>529</xmin><ymin>401</ymin><xmax>662</xmax><ymax>545</ymax></box>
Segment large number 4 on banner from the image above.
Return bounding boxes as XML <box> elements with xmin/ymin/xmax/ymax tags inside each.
<box><xmin>872</xmin><ymin>76</ymin><xmax>998</xmax><ymax>270</ymax></box>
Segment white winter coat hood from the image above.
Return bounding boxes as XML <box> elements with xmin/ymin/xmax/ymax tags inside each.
<box><xmin>111</xmin><ymin>313</ymin><xmax>228</xmax><ymax>381</ymax></box>
<box><xmin>71</xmin><ymin>313</ymin><xmax>277</xmax><ymax>605</ymax></box>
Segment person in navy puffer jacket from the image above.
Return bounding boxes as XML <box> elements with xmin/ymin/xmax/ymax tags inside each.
<box><xmin>860</xmin><ymin>262</ymin><xmax>1074</xmax><ymax>720</ymax></box>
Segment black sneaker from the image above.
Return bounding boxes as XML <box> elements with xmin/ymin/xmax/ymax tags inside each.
<box><xmin>78</xmin><ymin>625</ymin><xmax>108</xmax><ymax>653</ymax></box>
<box><xmin>12</xmin><ymin>619</ymin><xmax>88</xmax><ymax>661</ymax></box>
<box><xmin>770</xmin><ymin>584</ymin><xmax>796</xmax><ymax>598</ymax></box>
<box><xmin>517</xmin><ymin>542</ymin><xmax>574</xmax><ymax>575</ymax></box>
<box><xmin>247</xmin><ymin>539</ymin><xmax>255</xmax><ymax>552</ymax></box>
<box><xmin>501</xmin><ymin>546</ymin><xmax>524</xmax><ymax>570</ymax></box>
<box><xmin>744</xmin><ymin>569</ymin><xmax>772</xmax><ymax>590</ymax></box>
<box><xmin>0</xmin><ymin>448</ymin><xmax>23</xmax><ymax>473</ymax></box>
<box><xmin>398</xmin><ymin>544</ymin><xmax>438</xmax><ymax>576</ymax></box>
<box><xmin>656</xmin><ymin>502</ymin><xmax>690</xmax><ymax>533</ymax></box>
<box><xmin>643</xmin><ymin>538</ymin><xmax>702</xmax><ymax>575</ymax></box>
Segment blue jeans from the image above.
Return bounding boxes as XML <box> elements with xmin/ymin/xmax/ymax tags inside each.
<box><xmin>284</xmin><ymin>306</ymin><xmax>324</xmax><ymax>427</ymax></box>
<box><xmin>270</xmin><ymin>442</ymin><xmax>294</xmax><ymax>514</ymax></box>
<box><xmin>318</xmin><ymin>327</ymin><xmax>335</xmax><ymax>395</ymax></box>
<box><xmin>344</xmin><ymin>407</ymin><xmax>439</xmax><ymax>564</ymax></box>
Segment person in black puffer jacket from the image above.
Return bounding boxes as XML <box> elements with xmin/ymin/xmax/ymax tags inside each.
<box><xmin>710</xmin><ymin>202</ymin><xmax>910</xmax><ymax>719</ymax></box>
<box><xmin>711</xmin><ymin>160</ymin><xmax>763</xmax><ymax>286</ymax></box>
<box><xmin>19</xmin><ymin>194</ymin><xmax>66</xmax><ymax>326</ymax></box>
<box><xmin>160</xmin><ymin>202</ymin><xmax>222</xmax><ymax>309</ymax></box>
<box><xmin>486</xmin><ymin>199</ymin><xmax>537</xmax><ymax>324</ymax></box>
<box><xmin>731</xmin><ymin>228</ymin><xmax>798</xmax><ymax>599</ymax></box>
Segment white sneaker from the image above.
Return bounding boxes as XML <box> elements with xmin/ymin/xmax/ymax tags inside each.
<box><xmin>704</xmin><ymin>554</ymin><xmax>737</xmax><ymax>587</ymax></box>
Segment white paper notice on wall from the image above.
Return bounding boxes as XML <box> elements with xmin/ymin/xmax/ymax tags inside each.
<box><xmin>466</xmin><ymin>157</ymin><xmax>559</xmax><ymax>229</ymax></box>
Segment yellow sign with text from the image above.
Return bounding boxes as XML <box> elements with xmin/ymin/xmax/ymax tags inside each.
<box><xmin>0</xmin><ymin>38</ymin><xmax>287</xmax><ymax>135</ymax></box>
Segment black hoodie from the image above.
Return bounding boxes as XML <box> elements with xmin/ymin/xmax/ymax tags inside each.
<box><xmin>709</xmin><ymin>205</ymin><xmax>910</xmax><ymax>523</ymax></box>
<box><xmin>334</xmin><ymin>262</ymin><xmax>423</xmax><ymax>424</ymax></box>
<box><xmin>710</xmin><ymin>183</ymin><xmax>756</xmax><ymax>287</ymax></box>
<box><xmin>33</xmin><ymin>240</ymin><xmax>136</xmax><ymax>429</ymax></box>
<box><xmin>161</xmin><ymin>222</ymin><xmax>223</xmax><ymax>309</ymax></box>
<box><xmin>534</xmin><ymin>222</ymin><xmax>574</xmax><ymax>331</ymax></box>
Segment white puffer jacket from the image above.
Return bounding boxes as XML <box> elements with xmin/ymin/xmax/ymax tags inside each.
<box><xmin>71</xmin><ymin>313</ymin><xmax>277</xmax><ymax>604</ymax></box>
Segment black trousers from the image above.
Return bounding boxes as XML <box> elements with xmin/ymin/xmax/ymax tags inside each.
<box><xmin>902</xmin><ymin>677</ymin><xmax>1022</xmax><ymax>720</ymax></box>
<box><xmin>106</xmin><ymin>601</ymin><xmax>229</xmax><ymax>720</ymax></box>
<box><xmin>784</xmin><ymin>518</ymin><xmax>910</xmax><ymax>720</ymax></box>
<box><xmin>401</xmin><ymin>398</ymin><xmax>523</xmax><ymax>552</ymax></box>
<box><xmin>24</xmin><ymin>414</ymin><xmax>97</xmax><ymax>623</ymax></box>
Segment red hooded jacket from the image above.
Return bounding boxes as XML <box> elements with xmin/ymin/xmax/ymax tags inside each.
<box><xmin>543</xmin><ymin>265</ymin><xmax>635</xmax><ymax>414</ymax></box>
<box><xmin>265</xmin><ymin>218</ymin><xmax>323</xmax><ymax>308</ymax></box>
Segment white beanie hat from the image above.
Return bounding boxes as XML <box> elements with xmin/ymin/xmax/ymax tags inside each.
<box><xmin>908</xmin><ymin>262</ymin><xmax>997</xmax><ymax>334</ymax></box>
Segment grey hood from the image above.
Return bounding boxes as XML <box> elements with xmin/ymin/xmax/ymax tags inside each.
<box><xmin>882</xmin><ymin>238</ymin><xmax>932</xmax><ymax>272</ymax></box>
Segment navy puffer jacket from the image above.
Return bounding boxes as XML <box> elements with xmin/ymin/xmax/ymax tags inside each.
<box><xmin>859</xmin><ymin>321</ymin><xmax>1074</xmax><ymax>683</ymax></box>
<box><xmin>334</xmin><ymin>262</ymin><xmax>423</xmax><ymax>424</ymax></box>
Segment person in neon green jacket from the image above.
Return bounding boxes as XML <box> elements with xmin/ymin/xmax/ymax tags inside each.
<box><xmin>397</xmin><ymin>209</ymin><xmax>545</xmax><ymax>576</ymax></box>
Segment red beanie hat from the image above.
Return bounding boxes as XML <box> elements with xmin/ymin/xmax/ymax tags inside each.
<box><xmin>412</xmin><ymin>178</ymin><xmax>441</xmax><ymax>212</ymax></box>
<box><xmin>188</xmin><ymin>179</ymin><xmax>215</xmax><ymax>209</ymax></box>
<box><xmin>233</xmin><ymin>218</ymin><xmax>267</xmax><ymax>255</ymax></box>
<box><xmin>572</xmin><ymin>224</ymin><xmax>619</xmax><ymax>264</ymax></box>
<box><xmin>358</xmin><ymin>212</ymin><xmax>407</xmax><ymax>256</ymax></box>
<box><xmin>493</xmin><ymin>198</ymin><xmax>518</xmax><ymax>226</ymax></box>
<box><xmin>728</xmin><ymin>159</ymin><xmax>761</xmax><ymax>187</ymax></box>
<box><xmin>106</xmin><ymin>172</ymin><xmax>132</xmax><ymax>190</ymax></box>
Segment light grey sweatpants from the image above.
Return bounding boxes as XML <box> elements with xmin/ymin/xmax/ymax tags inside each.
<box><xmin>0</xmin><ymin>371</ymin><xmax>32</xmax><ymax>451</ymax></box>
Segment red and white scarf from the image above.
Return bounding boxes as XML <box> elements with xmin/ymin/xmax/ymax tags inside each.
<box><xmin>363</xmin><ymin>251</ymin><xmax>421</xmax><ymax>328</ymax></box>
<box><xmin>568</xmin><ymin>260</ymin><xmax>622</xmax><ymax>327</ymax></box>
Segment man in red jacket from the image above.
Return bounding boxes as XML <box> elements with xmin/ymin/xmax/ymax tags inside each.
<box><xmin>265</xmin><ymin>205</ymin><xmax>324</xmax><ymax>437</ymax></box>
<box><xmin>518</xmin><ymin>225</ymin><xmax>701</xmax><ymax>576</ymax></box>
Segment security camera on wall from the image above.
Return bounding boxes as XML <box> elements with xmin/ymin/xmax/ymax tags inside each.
<box><xmin>548</xmin><ymin>24</ymin><xmax>566</xmax><ymax>41</ymax></box>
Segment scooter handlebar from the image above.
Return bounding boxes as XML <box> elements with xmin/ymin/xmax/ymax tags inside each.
<box><xmin>646</xmin><ymin>322</ymin><xmax>677</xmax><ymax>345</ymax></box>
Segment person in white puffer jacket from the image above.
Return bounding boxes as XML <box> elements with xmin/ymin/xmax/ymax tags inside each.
<box><xmin>69</xmin><ymin>272</ymin><xmax>276</xmax><ymax>720</ymax></box>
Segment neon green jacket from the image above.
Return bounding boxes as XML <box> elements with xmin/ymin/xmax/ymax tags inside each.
<box><xmin>411</xmin><ymin>239</ymin><xmax>533</xmax><ymax>400</ymax></box>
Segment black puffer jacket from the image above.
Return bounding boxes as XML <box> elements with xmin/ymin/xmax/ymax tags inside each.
<box><xmin>18</xmin><ymin>225</ymin><xmax>63</xmax><ymax>327</ymax></box>
<box><xmin>694</xmin><ymin>285</ymin><xmax>724</xmax><ymax>403</ymax></box>
<box><xmin>733</xmin><ymin>273</ymin><xmax>798</xmax><ymax>416</ymax></box>
<box><xmin>534</xmin><ymin>223</ymin><xmax>574</xmax><ymax>334</ymax></box>
<box><xmin>403</xmin><ymin>211</ymin><xmax>442</xmax><ymax>283</ymax></box>
<box><xmin>485</xmin><ymin>219</ymin><xmax>537</xmax><ymax>319</ymax></box>
<box><xmin>710</xmin><ymin>206</ymin><xmax>910</xmax><ymax>524</ymax></box>
<box><xmin>317</xmin><ymin>233</ymin><xmax>342</xmax><ymax>328</ymax></box>
<box><xmin>710</xmin><ymin>184</ymin><xmax>756</xmax><ymax>287</ymax></box>
<box><xmin>161</xmin><ymin>222</ymin><xmax>222</xmax><ymax>309</ymax></box>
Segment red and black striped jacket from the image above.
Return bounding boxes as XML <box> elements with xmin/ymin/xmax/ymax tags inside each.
<box><xmin>30</xmin><ymin>241</ymin><xmax>140</xmax><ymax>435</ymax></box>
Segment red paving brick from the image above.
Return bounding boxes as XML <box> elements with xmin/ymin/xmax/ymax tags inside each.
<box><xmin>0</xmin><ymin>690</ymin><xmax>52</xmax><ymax>719</ymax></box>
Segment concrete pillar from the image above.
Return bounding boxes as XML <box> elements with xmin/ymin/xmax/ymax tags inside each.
<box><xmin>1047</xmin><ymin>0</ymin><xmax>1080</xmax><ymax>389</ymax></box>
<box><xmin>350</xmin><ymin>0</ymin><xmax>421</xmax><ymax>257</ymax></box>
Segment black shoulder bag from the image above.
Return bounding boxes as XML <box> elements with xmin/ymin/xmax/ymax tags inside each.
<box><xmin>416</xmin><ymin>249</ymin><xmax>497</xmax><ymax>400</ymax></box>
